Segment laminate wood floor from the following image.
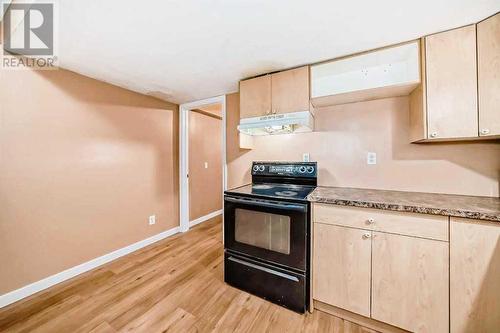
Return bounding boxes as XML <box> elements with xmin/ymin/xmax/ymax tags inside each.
<box><xmin>0</xmin><ymin>217</ymin><xmax>378</xmax><ymax>333</ymax></box>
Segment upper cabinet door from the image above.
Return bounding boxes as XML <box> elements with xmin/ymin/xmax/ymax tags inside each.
<box><xmin>477</xmin><ymin>13</ymin><xmax>500</xmax><ymax>137</ymax></box>
<box><xmin>271</xmin><ymin>66</ymin><xmax>310</xmax><ymax>114</ymax></box>
<box><xmin>425</xmin><ymin>25</ymin><xmax>478</xmax><ymax>139</ymax></box>
<box><xmin>239</xmin><ymin>75</ymin><xmax>271</xmax><ymax>119</ymax></box>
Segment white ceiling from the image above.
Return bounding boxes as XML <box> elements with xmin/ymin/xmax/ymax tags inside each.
<box><xmin>56</xmin><ymin>0</ymin><xmax>499</xmax><ymax>104</ymax></box>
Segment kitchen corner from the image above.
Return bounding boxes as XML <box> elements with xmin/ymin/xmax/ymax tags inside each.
<box><xmin>223</xmin><ymin>11</ymin><xmax>500</xmax><ymax>332</ymax></box>
<box><xmin>308</xmin><ymin>186</ymin><xmax>500</xmax><ymax>332</ymax></box>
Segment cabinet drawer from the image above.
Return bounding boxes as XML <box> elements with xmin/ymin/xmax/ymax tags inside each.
<box><xmin>313</xmin><ymin>204</ymin><xmax>448</xmax><ymax>241</ymax></box>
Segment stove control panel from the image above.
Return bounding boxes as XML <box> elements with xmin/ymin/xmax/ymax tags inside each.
<box><xmin>252</xmin><ymin>162</ymin><xmax>317</xmax><ymax>177</ymax></box>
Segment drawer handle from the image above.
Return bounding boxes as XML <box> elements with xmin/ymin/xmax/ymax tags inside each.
<box><xmin>367</xmin><ymin>218</ymin><xmax>375</xmax><ymax>225</ymax></box>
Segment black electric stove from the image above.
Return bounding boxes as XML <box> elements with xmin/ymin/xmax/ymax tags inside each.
<box><xmin>226</xmin><ymin>183</ymin><xmax>316</xmax><ymax>201</ymax></box>
<box><xmin>223</xmin><ymin>161</ymin><xmax>317</xmax><ymax>313</ymax></box>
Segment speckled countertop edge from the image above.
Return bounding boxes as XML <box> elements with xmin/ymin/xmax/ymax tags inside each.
<box><xmin>307</xmin><ymin>187</ymin><xmax>500</xmax><ymax>223</ymax></box>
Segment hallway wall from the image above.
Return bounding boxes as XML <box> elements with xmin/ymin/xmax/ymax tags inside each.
<box><xmin>188</xmin><ymin>109</ymin><xmax>223</xmax><ymax>220</ymax></box>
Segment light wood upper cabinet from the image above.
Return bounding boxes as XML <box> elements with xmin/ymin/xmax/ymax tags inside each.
<box><xmin>371</xmin><ymin>232</ymin><xmax>449</xmax><ymax>333</ymax></box>
<box><xmin>410</xmin><ymin>25</ymin><xmax>478</xmax><ymax>142</ymax></box>
<box><xmin>450</xmin><ymin>217</ymin><xmax>500</xmax><ymax>333</ymax></box>
<box><xmin>239</xmin><ymin>66</ymin><xmax>311</xmax><ymax>119</ymax></box>
<box><xmin>313</xmin><ymin>223</ymin><xmax>371</xmax><ymax>317</ymax></box>
<box><xmin>425</xmin><ymin>25</ymin><xmax>478</xmax><ymax>140</ymax></box>
<box><xmin>271</xmin><ymin>66</ymin><xmax>310</xmax><ymax>114</ymax></box>
<box><xmin>411</xmin><ymin>20</ymin><xmax>500</xmax><ymax>142</ymax></box>
<box><xmin>477</xmin><ymin>13</ymin><xmax>500</xmax><ymax>137</ymax></box>
<box><xmin>239</xmin><ymin>74</ymin><xmax>271</xmax><ymax>119</ymax></box>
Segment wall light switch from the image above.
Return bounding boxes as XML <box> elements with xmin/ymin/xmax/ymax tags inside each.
<box><xmin>303</xmin><ymin>153</ymin><xmax>310</xmax><ymax>162</ymax></box>
<box><xmin>204</xmin><ymin>162</ymin><xmax>208</xmax><ymax>169</ymax></box>
<box><xmin>367</xmin><ymin>152</ymin><xmax>377</xmax><ymax>165</ymax></box>
<box><xmin>149</xmin><ymin>215</ymin><xmax>156</xmax><ymax>225</ymax></box>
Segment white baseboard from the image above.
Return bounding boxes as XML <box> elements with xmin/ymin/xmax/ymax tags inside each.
<box><xmin>0</xmin><ymin>225</ymin><xmax>180</xmax><ymax>309</ymax></box>
<box><xmin>189</xmin><ymin>209</ymin><xmax>222</xmax><ymax>228</ymax></box>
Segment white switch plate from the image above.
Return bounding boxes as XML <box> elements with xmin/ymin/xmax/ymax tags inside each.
<box><xmin>149</xmin><ymin>215</ymin><xmax>156</xmax><ymax>225</ymax></box>
<box><xmin>204</xmin><ymin>162</ymin><xmax>208</xmax><ymax>169</ymax></box>
<box><xmin>302</xmin><ymin>153</ymin><xmax>310</xmax><ymax>162</ymax></box>
<box><xmin>367</xmin><ymin>152</ymin><xmax>377</xmax><ymax>165</ymax></box>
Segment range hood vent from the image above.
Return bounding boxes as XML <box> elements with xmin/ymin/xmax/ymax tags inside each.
<box><xmin>238</xmin><ymin>111</ymin><xmax>314</xmax><ymax>136</ymax></box>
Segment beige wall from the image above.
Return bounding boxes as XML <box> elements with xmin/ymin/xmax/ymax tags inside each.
<box><xmin>226</xmin><ymin>93</ymin><xmax>500</xmax><ymax>197</ymax></box>
<box><xmin>0</xmin><ymin>68</ymin><xmax>179</xmax><ymax>294</ymax></box>
<box><xmin>189</xmin><ymin>110</ymin><xmax>223</xmax><ymax>220</ymax></box>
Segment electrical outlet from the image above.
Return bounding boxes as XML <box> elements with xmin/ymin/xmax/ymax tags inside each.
<box><xmin>367</xmin><ymin>152</ymin><xmax>377</xmax><ymax>165</ymax></box>
<box><xmin>149</xmin><ymin>215</ymin><xmax>156</xmax><ymax>225</ymax></box>
<box><xmin>204</xmin><ymin>162</ymin><xmax>208</xmax><ymax>169</ymax></box>
<box><xmin>302</xmin><ymin>153</ymin><xmax>310</xmax><ymax>162</ymax></box>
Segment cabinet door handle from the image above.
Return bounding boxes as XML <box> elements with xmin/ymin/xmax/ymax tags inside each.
<box><xmin>430</xmin><ymin>132</ymin><xmax>438</xmax><ymax>138</ymax></box>
<box><xmin>480</xmin><ymin>128</ymin><xmax>490</xmax><ymax>135</ymax></box>
<box><xmin>362</xmin><ymin>233</ymin><xmax>371</xmax><ymax>239</ymax></box>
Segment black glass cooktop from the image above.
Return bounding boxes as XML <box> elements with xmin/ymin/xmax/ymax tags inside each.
<box><xmin>225</xmin><ymin>183</ymin><xmax>316</xmax><ymax>201</ymax></box>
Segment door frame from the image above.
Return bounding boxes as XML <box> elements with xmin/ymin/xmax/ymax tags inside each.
<box><xmin>179</xmin><ymin>95</ymin><xmax>227</xmax><ymax>232</ymax></box>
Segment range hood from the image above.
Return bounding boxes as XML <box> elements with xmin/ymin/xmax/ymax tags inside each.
<box><xmin>238</xmin><ymin>111</ymin><xmax>314</xmax><ymax>136</ymax></box>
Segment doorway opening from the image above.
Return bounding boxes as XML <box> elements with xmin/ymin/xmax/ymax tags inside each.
<box><xmin>179</xmin><ymin>95</ymin><xmax>226</xmax><ymax>232</ymax></box>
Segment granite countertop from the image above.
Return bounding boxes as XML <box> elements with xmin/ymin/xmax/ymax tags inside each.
<box><xmin>307</xmin><ymin>186</ymin><xmax>500</xmax><ymax>223</ymax></box>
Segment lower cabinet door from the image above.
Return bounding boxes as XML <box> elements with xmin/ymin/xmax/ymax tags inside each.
<box><xmin>313</xmin><ymin>223</ymin><xmax>371</xmax><ymax>317</ymax></box>
<box><xmin>371</xmin><ymin>232</ymin><xmax>449</xmax><ymax>332</ymax></box>
<box><xmin>450</xmin><ymin>218</ymin><xmax>500</xmax><ymax>333</ymax></box>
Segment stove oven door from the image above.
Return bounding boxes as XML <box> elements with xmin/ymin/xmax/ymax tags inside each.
<box><xmin>224</xmin><ymin>195</ymin><xmax>308</xmax><ymax>271</ymax></box>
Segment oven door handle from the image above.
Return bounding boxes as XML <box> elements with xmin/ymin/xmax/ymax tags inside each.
<box><xmin>224</xmin><ymin>197</ymin><xmax>307</xmax><ymax>212</ymax></box>
<box><xmin>228</xmin><ymin>256</ymin><xmax>299</xmax><ymax>282</ymax></box>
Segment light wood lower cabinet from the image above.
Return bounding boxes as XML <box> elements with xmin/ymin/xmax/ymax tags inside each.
<box><xmin>450</xmin><ymin>217</ymin><xmax>500</xmax><ymax>333</ymax></box>
<box><xmin>313</xmin><ymin>204</ymin><xmax>500</xmax><ymax>332</ymax></box>
<box><xmin>371</xmin><ymin>232</ymin><xmax>449</xmax><ymax>333</ymax></box>
<box><xmin>313</xmin><ymin>223</ymin><xmax>372</xmax><ymax>317</ymax></box>
<box><xmin>313</xmin><ymin>204</ymin><xmax>451</xmax><ymax>332</ymax></box>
